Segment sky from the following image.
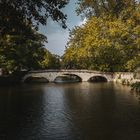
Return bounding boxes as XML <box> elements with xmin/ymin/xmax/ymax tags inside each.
<box><xmin>39</xmin><ymin>0</ymin><xmax>140</xmax><ymax>56</ymax></box>
<box><xmin>39</xmin><ymin>0</ymin><xmax>84</xmax><ymax>56</ymax></box>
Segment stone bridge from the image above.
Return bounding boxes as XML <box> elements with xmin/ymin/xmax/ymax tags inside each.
<box><xmin>22</xmin><ymin>69</ymin><xmax>134</xmax><ymax>83</ymax></box>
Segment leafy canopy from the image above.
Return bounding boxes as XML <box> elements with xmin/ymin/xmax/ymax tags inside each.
<box><xmin>0</xmin><ymin>0</ymin><xmax>68</xmax><ymax>72</ymax></box>
<box><xmin>76</xmin><ymin>0</ymin><xmax>137</xmax><ymax>18</ymax></box>
<box><xmin>0</xmin><ymin>0</ymin><xmax>69</xmax><ymax>33</ymax></box>
<box><xmin>63</xmin><ymin>3</ymin><xmax>140</xmax><ymax>71</ymax></box>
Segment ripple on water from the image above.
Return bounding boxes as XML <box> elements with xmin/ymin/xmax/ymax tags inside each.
<box><xmin>0</xmin><ymin>83</ymin><xmax>140</xmax><ymax>140</ymax></box>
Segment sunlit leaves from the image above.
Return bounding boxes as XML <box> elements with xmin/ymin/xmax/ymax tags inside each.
<box><xmin>41</xmin><ymin>50</ymin><xmax>61</xmax><ymax>69</ymax></box>
<box><xmin>76</xmin><ymin>0</ymin><xmax>137</xmax><ymax>18</ymax></box>
<box><xmin>63</xmin><ymin>5</ymin><xmax>140</xmax><ymax>71</ymax></box>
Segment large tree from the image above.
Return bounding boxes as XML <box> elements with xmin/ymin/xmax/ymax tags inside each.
<box><xmin>0</xmin><ymin>0</ymin><xmax>69</xmax><ymax>72</ymax></box>
<box><xmin>0</xmin><ymin>29</ymin><xmax>47</xmax><ymax>72</ymax></box>
<box><xmin>41</xmin><ymin>50</ymin><xmax>61</xmax><ymax>69</ymax></box>
<box><xmin>0</xmin><ymin>0</ymin><xmax>69</xmax><ymax>35</ymax></box>
<box><xmin>76</xmin><ymin>0</ymin><xmax>137</xmax><ymax>18</ymax></box>
<box><xmin>63</xmin><ymin>4</ymin><xmax>140</xmax><ymax>71</ymax></box>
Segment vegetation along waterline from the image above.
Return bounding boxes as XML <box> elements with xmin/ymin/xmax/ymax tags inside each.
<box><xmin>0</xmin><ymin>0</ymin><xmax>140</xmax><ymax>87</ymax></box>
<box><xmin>1</xmin><ymin>0</ymin><xmax>140</xmax><ymax>139</ymax></box>
<box><xmin>131</xmin><ymin>82</ymin><xmax>140</xmax><ymax>92</ymax></box>
<box><xmin>0</xmin><ymin>0</ymin><xmax>140</xmax><ymax>75</ymax></box>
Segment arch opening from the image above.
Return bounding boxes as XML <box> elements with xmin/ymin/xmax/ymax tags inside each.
<box><xmin>24</xmin><ymin>76</ymin><xmax>49</xmax><ymax>83</ymax></box>
<box><xmin>88</xmin><ymin>76</ymin><xmax>107</xmax><ymax>83</ymax></box>
<box><xmin>54</xmin><ymin>74</ymin><xmax>82</xmax><ymax>83</ymax></box>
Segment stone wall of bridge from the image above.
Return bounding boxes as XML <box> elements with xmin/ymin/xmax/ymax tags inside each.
<box><xmin>23</xmin><ymin>71</ymin><xmax>113</xmax><ymax>82</ymax></box>
<box><xmin>22</xmin><ymin>70</ymin><xmax>136</xmax><ymax>83</ymax></box>
<box><xmin>113</xmin><ymin>72</ymin><xmax>139</xmax><ymax>84</ymax></box>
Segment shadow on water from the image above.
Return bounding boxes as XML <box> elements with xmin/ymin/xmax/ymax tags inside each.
<box><xmin>0</xmin><ymin>84</ymin><xmax>47</xmax><ymax>140</ymax></box>
<box><xmin>60</xmin><ymin>82</ymin><xmax>117</xmax><ymax>139</ymax></box>
<box><xmin>130</xmin><ymin>89</ymin><xmax>140</xmax><ymax>104</ymax></box>
<box><xmin>24</xmin><ymin>77</ymin><xmax>49</xmax><ymax>83</ymax></box>
<box><xmin>54</xmin><ymin>74</ymin><xmax>82</xmax><ymax>83</ymax></box>
<box><xmin>1</xmin><ymin>82</ymin><xmax>140</xmax><ymax>140</ymax></box>
<box><xmin>52</xmin><ymin>82</ymin><xmax>140</xmax><ymax>140</ymax></box>
<box><xmin>88</xmin><ymin>76</ymin><xmax>107</xmax><ymax>82</ymax></box>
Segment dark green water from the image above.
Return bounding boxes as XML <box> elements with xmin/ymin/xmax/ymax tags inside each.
<box><xmin>0</xmin><ymin>82</ymin><xmax>140</xmax><ymax>140</ymax></box>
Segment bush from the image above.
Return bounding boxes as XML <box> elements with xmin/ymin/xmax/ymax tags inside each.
<box><xmin>131</xmin><ymin>82</ymin><xmax>140</xmax><ymax>92</ymax></box>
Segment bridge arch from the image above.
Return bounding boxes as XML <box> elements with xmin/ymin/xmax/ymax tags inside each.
<box><xmin>88</xmin><ymin>75</ymin><xmax>108</xmax><ymax>82</ymax></box>
<box><xmin>22</xmin><ymin>70</ymin><xmax>114</xmax><ymax>83</ymax></box>
<box><xmin>63</xmin><ymin>73</ymin><xmax>82</xmax><ymax>81</ymax></box>
<box><xmin>54</xmin><ymin>73</ymin><xmax>82</xmax><ymax>83</ymax></box>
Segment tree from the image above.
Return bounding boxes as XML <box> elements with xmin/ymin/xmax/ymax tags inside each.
<box><xmin>0</xmin><ymin>0</ymin><xmax>69</xmax><ymax>34</ymax></box>
<box><xmin>41</xmin><ymin>50</ymin><xmax>61</xmax><ymax>69</ymax></box>
<box><xmin>76</xmin><ymin>0</ymin><xmax>137</xmax><ymax>18</ymax></box>
<box><xmin>0</xmin><ymin>0</ymin><xmax>69</xmax><ymax>72</ymax></box>
<box><xmin>0</xmin><ymin>29</ymin><xmax>47</xmax><ymax>72</ymax></box>
<box><xmin>63</xmin><ymin>5</ymin><xmax>140</xmax><ymax>72</ymax></box>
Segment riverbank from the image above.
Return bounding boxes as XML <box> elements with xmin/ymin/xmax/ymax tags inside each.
<box><xmin>0</xmin><ymin>71</ymin><xmax>28</xmax><ymax>86</ymax></box>
<box><xmin>114</xmin><ymin>78</ymin><xmax>140</xmax><ymax>93</ymax></box>
<box><xmin>0</xmin><ymin>76</ymin><xmax>21</xmax><ymax>86</ymax></box>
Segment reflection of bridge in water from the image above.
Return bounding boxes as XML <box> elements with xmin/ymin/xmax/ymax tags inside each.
<box><xmin>22</xmin><ymin>69</ymin><xmax>134</xmax><ymax>83</ymax></box>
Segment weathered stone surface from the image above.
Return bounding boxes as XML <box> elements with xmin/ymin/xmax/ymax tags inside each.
<box><xmin>22</xmin><ymin>70</ymin><xmax>135</xmax><ymax>83</ymax></box>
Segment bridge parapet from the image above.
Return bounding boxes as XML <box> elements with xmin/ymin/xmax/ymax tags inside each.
<box><xmin>22</xmin><ymin>70</ymin><xmax>135</xmax><ymax>83</ymax></box>
<box><xmin>28</xmin><ymin>69</ymin><xmax>112</xmax><ymax>74</ymax></box>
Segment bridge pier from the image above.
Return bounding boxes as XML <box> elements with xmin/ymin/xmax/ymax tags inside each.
<box><xmin>22</xmin><ymin>70</ymin><xmax>135</xmax><ymax>83</ymax></box>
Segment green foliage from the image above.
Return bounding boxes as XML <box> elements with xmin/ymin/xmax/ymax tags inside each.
<box><xmin>41</xmin><ymin>51</ymin><xmax>61</xmax><ymax>69</ymax></box>
<box><xmin>0</xmin><ymin>33</ymin><xmax>61</xmax><ymax>72</ymax></box>
<box><xmin>0</xmin><ymin>0</ymin><xmax>68</xmax><ymax>73</ymax></box>
<box><xmin>121</xmin><ymin>79</ymin><xmax>131</xmax><ymax>85</ymax></box>
<box><xmin>131</xmin><ymin>82</ymin><xmax>140</xmax><ymax>92</ymax></box>
<box><xmin>0</xmin><ymin>31</ymin><xmax>47</xmax><ymax>72</ymax></box>
<box><xmin>76</xmin><ymin>0</ymin><xmax>137</xmax><ymax>18</ymax></box>
<box><xmin>0</xmin><ymin>0</ymin><xmax>69</xmax><ymax>33</ymax></box>
<box><xmin>63</xmin><ymin>3</ymin><xmax>140</xmax><ymax>71</ymax></box>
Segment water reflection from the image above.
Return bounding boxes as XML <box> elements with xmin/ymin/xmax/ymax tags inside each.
<box><xmin>60</xmin><ymin>83</ymin><xmax>117</xmax><ymax>139</ymax></box>
<box><xmin>0</xmin><ymin>83</ymin><xmax>140</xmax><ymax>139</ymax></box>
<box><xmin>5</xmin><ymin>85</ymin><xmax>46</xmax><ymax>140</ymax></box>
<box><xmin>41</xmin><ymin>85</ymin><xmax>77</xmax><ymax>139</ymax></box>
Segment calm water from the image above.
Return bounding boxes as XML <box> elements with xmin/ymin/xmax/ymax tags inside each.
<box><xmin>0</xmin><ymin>82</ymin><xmax>140</xmax><ymax>140</ymax></box>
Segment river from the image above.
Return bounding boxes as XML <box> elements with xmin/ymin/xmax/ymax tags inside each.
<box><xmin>0</xmin><ymin>82</ymin><xmax>140</xmax><ymax>140</ymax></box>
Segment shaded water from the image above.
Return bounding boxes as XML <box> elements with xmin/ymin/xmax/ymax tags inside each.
<box><xmin>0</xmin><ymin>82</ymin><xmax>140</xmax><ymax>140</ymax></box>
